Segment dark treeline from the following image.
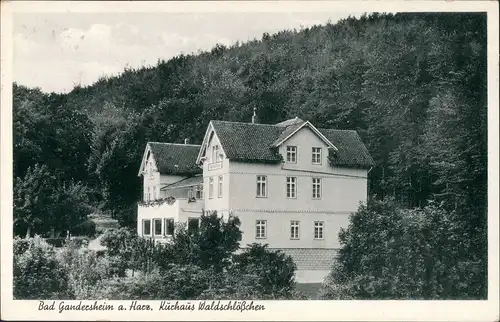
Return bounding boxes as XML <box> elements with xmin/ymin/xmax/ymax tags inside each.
<box><xmin>14</xmin><ymin>12</ymin><xmax>487</xmax><ymax>266</ymax></box>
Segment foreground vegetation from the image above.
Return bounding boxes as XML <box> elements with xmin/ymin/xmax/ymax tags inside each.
<box><xmin>14</xmin><ymin>213</ymin><xmax>302</xmax><ymax>300</ymax></box>
<box><xmin>14</xmin><ymin>202</ymin><xmax>484</xmax><ymax>300</ymax></box>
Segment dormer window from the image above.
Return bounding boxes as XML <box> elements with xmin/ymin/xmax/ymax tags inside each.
<box><xmin>286</xmin><ymin>146</ymin><xmax>297</xmax><ymax>163</ymax></box>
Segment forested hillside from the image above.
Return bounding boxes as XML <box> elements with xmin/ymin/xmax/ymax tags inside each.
<box><xmin>13</xmin><ymin>11</ymin><xmax>487</xmax><ymax>269</ymax></box>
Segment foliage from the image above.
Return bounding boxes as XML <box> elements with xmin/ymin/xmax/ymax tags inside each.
<box><xmin>13</xmin><ymin>164</ymin><xmax>93</xmax><ymax>238</ymax></box>
<box><xmin>232</xmin><ymin>243</ymin><xmax>297</xmax><ymax>298</ymax></box>
<box><xmin>57</xmin><ymin>240</ymin><xmax>115</xmax><ymax>299</ymax></box>
<box><xmin>319</xmin><ymin>200</ymin><xmax>487</xmax><ymax>299</ymax></box>
<box><xmin>13</xmin><ymin>236</ymin><xmax>73</xmax><ymax>299</ymax></box>
<box><xmin>70</xmin><ymin>219</ymin><xmax>97</xmax><ymax>237</ymax></box>
<box><xmin>192</xmin><ymin>211</ymin><xmax>242</xmax><ymax>272</ymax></box>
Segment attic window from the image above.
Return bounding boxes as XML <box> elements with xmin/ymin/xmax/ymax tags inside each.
<box><xmin>148</xmin><ymin>162</ymin><xmax>154</xmax><ymax>178</ymax></box>
<box><xmin>212</xmin><ymin>145</ymin><xmax>222</xmax><ymax>162</ymax></box>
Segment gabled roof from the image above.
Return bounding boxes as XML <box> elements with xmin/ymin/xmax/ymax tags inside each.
<box><xmin>275</xmin><ymin>117</ymin><xmax>304</xmax><ymax>127</ymax></box>
<box><xmin>161</xmin><ymin>175</ymin><xmax>203</xmax><ymax>191</ymax></box>
<box><xmin>272</xmin><ymin>120</ymin><xmax>338</xmax><ymax>151</ymax></box>
<box><xmin>204</xmin><ymin>120</ymin><xmax>375</xmax><ymax>168</ymax></box>
<box><xmin>138</xmin><ymin>142</ymin><xmax>202</xmax><ymax>176</ymax></box>
<box><xmin>319</xmin><ymin>129</ymin><xmax>375</xmax><ymax>168</ymax></box>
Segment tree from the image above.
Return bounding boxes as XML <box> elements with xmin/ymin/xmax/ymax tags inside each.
<box><xmin>232</xmin><ymin>243</ymin><xmax>297</xmax><ymax>297</ymax></box>
<box><xmin>13</xmin><ymin>237</ymin><xmax>73</xmax><ymax>299</ymax></box>
<box><xmin>320</xmin><ymin>200</ymin><xmax>486</xmax><ymax>299</ymax></box>
<box><xmin>14</xmin><ymin>164</ymin><xmax>92</xmax><ymax>238</ymax></box>
<box><xmin>13</xmin><ymin>164</ymin><xmax>54</xmax><ymax>238</ymax></box>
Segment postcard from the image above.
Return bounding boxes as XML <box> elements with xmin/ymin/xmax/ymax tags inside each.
<box><xmin>1</xmin><ymin>1</ymin><xmax>498</xmax><ymax>321</ymax></box>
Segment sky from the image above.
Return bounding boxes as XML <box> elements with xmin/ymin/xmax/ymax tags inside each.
<box><xmin>13</xmin><ymin>12</ymin><xmax>356</xmax><ymax>93</ymax></box>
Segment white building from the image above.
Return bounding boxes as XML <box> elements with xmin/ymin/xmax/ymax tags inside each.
<box><xmin>137</xmin><ymin>115</ymin><xmax>374</xmax><ymax>283</ymax></box>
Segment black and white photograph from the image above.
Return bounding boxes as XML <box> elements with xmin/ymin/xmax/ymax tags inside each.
<box><xmin>1</xmin><ymin>1</ymin><xmax>498</xmax><ymax>321</ymax></box>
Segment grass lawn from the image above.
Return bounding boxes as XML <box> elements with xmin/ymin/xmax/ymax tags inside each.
<box><xmin>296</xmin><ymin>283</ymin><xmax>323</xmax><ymax>299</ymax></box>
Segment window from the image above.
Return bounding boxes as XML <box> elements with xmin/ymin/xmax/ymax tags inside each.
<box><xmin>148</xmin><ymin>161</ymin><xmax>154</xmax><ymax>178</ymax></box>
<box><xmin>153</xmin><ymin>218</ymin><xmax>162</xmax><ymax>236</ymax></box>
<box><xmin>286</xmin><ymin>177</ymin><xmax>297</xmax><ymax>198</ymax></box>
<box><xmin>256</xmin><ymin>220</ymin><xmax>267</xmax><ymax>239</ymax></box>
<box><xmin>165</xmin><ymin>218</ymin><xmax>175</xmax><ymax>236</ymax></box>
<box><xmin>195</xmin><ymin>185</ymin><xmax>204</xmax><ymax>199</ymax></box>
<box><xmin>314</xmin><ymin>221</ymin><xmax>324</xmax><ymax>240</ymax></box>
<box><xmin>147</xmin><ymin>187</ymin><xmax>151</xmax><ymax>201</ymax></box>
<box><xmin>212</xmin><ymin>145</ymin><xmax>221</xmax><ymax>162</ymax></box>
<box><xmin>188</xmin><ymin>218</ymin><xmax>200</xmax><ymax>235</ymax></box>
<box><xmin>152</xmin><ymin>187</ymin><xmax>156</xmax><ymax>200</ymax></box>
<box><xmin>312</xmin><ymin>178</ymin><xmax>322</xmax><ymax>199</ymax></box>
<box><xmin>290</xmin><ymin>221</ymin><xmax>300</xmax><ymax>239</ymax></box>
<box><xmin>218</xmin><ymin>176</ymin><xmax>223</xmax><ymax>198</ymax></box>
<box><xmin>286</xmin><ymin>146</ymin><xmax>297</xmax><ymax>163</ymax></box>
<box><xmin>209</xmin><ymin>177</ymin><xmax>214</xmax><ymax>198</ymax></box>
<box><xmin>256</xmin><ymin>175</ymin><xmax>267</xmax><ymax>197</ymax></box>
<box><xmin>312</xmin><ymin>147</ymin><xmax>322</xmax><ymax>164</ymax></box>
<box><xmin>142</xmin><ymin>219</ymin><xmax>151</xmax><ymax>236</ymax></box>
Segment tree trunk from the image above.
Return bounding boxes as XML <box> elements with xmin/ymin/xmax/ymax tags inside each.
<box><xmin>25</xmin><ymin>226</ymin><xmax>32</xmax><ymax>239</ymax></box>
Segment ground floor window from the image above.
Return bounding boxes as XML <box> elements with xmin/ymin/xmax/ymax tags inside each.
<box><xmin>314</xmin><ymin>221</ymin><xmax>324</xmax><ymax>240</ymax></box>
<box><xmin>256</xmin><ymin>220</ymin><xmax>267</xmax><ymax>239</ymax></box>
<box><xmin>165</xmin><ymin>218</ymin><xmax>175</xmax><ymax>236</ymax></box>
<box><xmin>195</xmin><ymin>185</ymin><xmax>203</xmax><ymax>199</ymax></box>
<box><xmin>153</xmin><ymin>218</ymin><xmax>162</xmax><ymax>236</ymax></box>
<box><xmin>188</xmin><ymin>218</ymin><xmax>200</xmax><ymax>235</ymax></box>
<box><xmin>142</xmin><ymin>219</ymin><xmax>151</xmax><ymax>236</ymax></box>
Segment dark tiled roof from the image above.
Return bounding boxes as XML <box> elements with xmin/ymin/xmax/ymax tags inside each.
<box><xmin>161</xmin><ymin>175</ymin><xmax>203</xmax><ymax>190</ymax></box>
<box><xmin>319</xmin><ymin>129</ymin><xmax>375</xmax><ymax>168</ymax></box>
<box><xmin>148</xmin><ymin>142</ymin><xmax>202</xmax><ymax>175</ymax></box>
<box><xmin>272</xmin><ymin>121</ymin><xmax>305</xmax><ymax>146</ymax></box>
<box><xmin>211</xmin><ymin>121</ymin><xmax>283</xmax><ymax>163</ymax></box>
<box><xmin>211</xmin><ymin>120</ymin><xmax>375</xmax><ymax>168</ymax></box>
<box><xmin>275</xmin><ymin>117</ymin><xmax>304</xmax><ymax>127</ymax></box>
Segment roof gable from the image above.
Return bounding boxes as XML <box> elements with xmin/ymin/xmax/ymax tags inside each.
<box><xmin>272</xmin><ymin>120</ymin><xmax>338</xmax><ymax>151</ymax></box>
<box><xmin>201</xmin><ymin>120</ymin><xmax>374</xmax><ymax>168</ymax></box>
<box><xmin>138</xmin><ymin>142</ymin><xmax>202</xmax><ymax>176</ymax></box>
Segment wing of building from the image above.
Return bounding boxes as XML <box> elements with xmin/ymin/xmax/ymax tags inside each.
<box><xmin>137</xmin><ymin>117</ymin><xmax>375</xmax><ymax>283</ymax></box>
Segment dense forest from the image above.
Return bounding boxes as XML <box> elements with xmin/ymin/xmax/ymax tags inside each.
<box><xmin>13</xmin><ymin>12</ymin><xmax>487</xmax><ymax>275</ymax></box>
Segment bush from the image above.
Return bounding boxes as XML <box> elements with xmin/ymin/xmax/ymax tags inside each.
<box><xmin>231</xmin><ymin>243</ymin><xmax>297</xmax><ymax>298</ymax></box>
<box><xmin>13</xmin><ymin>236</ymin><xmax>73</xmax><ymax>299</ymax></box>
<box><xmin>319</xmin><ymin>200</ymin><xmax>486</xmax><ymax>300</ymax></box>
<box><xmin>70</xmin><ymin>220</ymin><xmax>96</xmax><ymax>237</ymax></box>
<box><xmin>88</xmin><ymin>264</ymin><xmax>212</xmax><ymax>300</ymax></box>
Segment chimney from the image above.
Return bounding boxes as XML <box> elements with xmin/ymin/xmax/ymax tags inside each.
<box><xmin>251</xmin><ymin>107</ymin><xmax>259</xmax><ymax>124</ymax></box>
<box><xmin>184</xmin><ymin>138</ymin><xmax>190</xmax><ymax>145</ymax></box>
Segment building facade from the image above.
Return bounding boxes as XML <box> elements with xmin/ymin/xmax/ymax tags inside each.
<box><xmin>137</xmin><ymin>116</ymin><xmax>374</xmax><ymax>282</ymax></box>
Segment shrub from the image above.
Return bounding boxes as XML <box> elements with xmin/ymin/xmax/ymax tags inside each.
<box><xmin>13</xmin><ymin>236</ymin><xmax>73</xmax><ymax>299</ymax></box>
<box><xmin>88</xmin><ymin>264</ymin><xmax>212</xmax><ymax>300</ymax></box>
<box><xmin>320</xmin><ymin>200</ymin><xmax>486</xmax><ymax>300</ymax></box>
<box><xmin>232</xmin><ymin>243</ymin><xmax>297</xmax><ymax>298</ymax></box>
<box><xmin>70</xmin><ymin>219</ymin><xmax>96</xmax><ymax>237</ymax></box>
<box><xmin>196</xmin><ymin>212</ymin><xmax>242</xmax><ymax>272</ymax></box>
<box><xmin>56</xmin><ymin>241</ymin><xmax>116</xmax><ymax>299</ymax></box>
